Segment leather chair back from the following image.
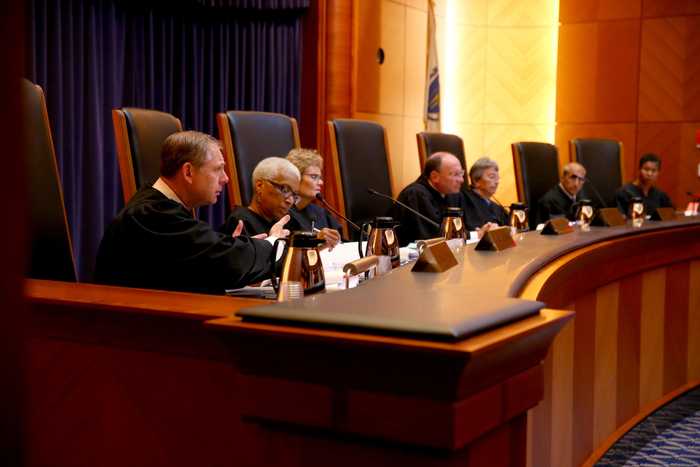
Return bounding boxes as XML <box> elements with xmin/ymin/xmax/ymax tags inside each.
<box><xmin>327</xmin><ymin>119</ymin><xmax>394</xmax><ymax>238</ymax></box>
<box><xmin>570</xmin><ymin>138</ymin><xmax>623</xmax><ymax>208</ymax></box>
<box><xmin>217</xmin><ymin>111</ymin><xmax>300</xmax><ymax>208</ymax></box>
<box><xmin>112</xmin><ymin>108</ymin><xmax>182</xmax><ymax>203</ymax></box>
<box><xmin>511</xmin><ymin>142</ymin><xmax>560</xmax><ymax>228</ymax></box>
<box><xmin>416</xmin><ymin>132</ymin><xmax>468</xmax><ymax>191</ymax></box>
<box><xmin>22</xmin><ymin>79</ymin><xmax>77</xmax><ymax>281</ymax></box>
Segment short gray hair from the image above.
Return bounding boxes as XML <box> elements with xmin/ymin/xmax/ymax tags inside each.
<box><xmin>252</xmin><ymin>157</ymin><xmax>300</xmax><ymax>185</ymax></box>
<box><xmin>562</xmin><ymin>162</ymin><xmax>585</xmax><ymax>177</ymax></box>
<box><xmin>469</xmin><ymin>157</ymin><xmax>499</xmax><ymax>184</ymax></box>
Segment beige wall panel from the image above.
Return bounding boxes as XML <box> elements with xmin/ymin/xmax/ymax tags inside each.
<box><xmin>404</xmin><ymin>7</ymin><xmax>428</xmax><ymax>118</ymax></box>
<box><xmin>639</xmin><ymin>18</ymin><xmax>686</xmax><ymax>122</ymax></box>
<box><xmin>488</xmin><ymin>0</ymin><xmax>558</xmax><ymax>27</ymax></box>
<box><xmin>396</xmin><ymin>0</ymin><xmax>427</xmax><ymax>11</ymax></box>
<box><xmin>593</xmin><ymin>282</ymin><xmax>619</xmax><ymax>448</ymax></box>
<box><xmin>550</xmin><ymin>318</ymin><xmax>575</xmax><ymax>467</ymax></box>
<box><xmin>434</xmin><ymin>0</ymin><xmax>488</xmax><ymax>26</ymax></box>
<box><xmin>555</xmin><ymin>123</ymin><xmax>637</xmax><ymax>177</ymax></box>
<box><xmin>354</xmin><ymin>112</ymin><xmax>404</xmax><ymax>196</ymax></box>
<box><xmin>449</xmin><ymin>123</ymin><xmax>484</xmax><ymax>168</ymax></box>
<box><xmin>688</xmin><ymin>260</ymin><xmax>700</xmax><ymax>380</ymax></box>
<box><xmin>401</xmin><ymin>116</ymin><xmax>425</xmax><ymax>189</ymax></box>
<box><xmin>355</xmin><ymin>0</ymin><xmax>406</xmax><ymax>115</ymax></box>
<box><xmin>485</xmin><ymin>27</ymin><xmax>558</xmax><ymax>124</ymax></box>
<box><xmin>484</xmin><ymin>124</ymin><xmax>552</xmax><ymax>204</ymax></box>
<box><xmin>639</xmin><ymin>268</ymin><xmax>666</xmax><ymax>408</ymax></box>
<box><xmin>437</xmin><ymin>20</ymin><xmax>487</xmax><ymax>125</ymax></box>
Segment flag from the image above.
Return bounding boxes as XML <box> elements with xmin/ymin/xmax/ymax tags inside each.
<box><xmin>424</xmin><ymin>0</ymin><xmax>440</xmax><ymax>132</ymax></box>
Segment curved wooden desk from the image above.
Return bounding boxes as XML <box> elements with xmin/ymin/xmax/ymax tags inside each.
<box><xmin>23</xmin><ymin>217</ymin><xmax>700</xmax><ymax>467</ymax></box>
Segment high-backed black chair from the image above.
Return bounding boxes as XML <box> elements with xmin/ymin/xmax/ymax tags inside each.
<box><xmin>112</xmin><ymin>108</ymin><xmax>183</xmax><ymax>203</ymax></box>
<box><xmin>570</xmin><ymin>138</ymin><xmax>623</xmax><ymax>208</ymax></box>
<box><xmin>327</xmin><ymin>119</ymin><xmax>395</xmax><ymax>239</ymax></box>
<box><xmin>22</xmin><ymin>79</ymin><xmax>77</xmax><ymax>282</ymax></box>
<box><xmin>217</xmin><ymin>111</ymin><xmax>300</xmax><ymax>209</ymax></box>
<box><xmin>416</xmin><ymin>132</ymin><xmax>468</xmax><ymax>191</ymax></box>
<box><xmin>511</xmin><ymin>142</ymin><xmax>561</xmax><ymax>229</ymax></box>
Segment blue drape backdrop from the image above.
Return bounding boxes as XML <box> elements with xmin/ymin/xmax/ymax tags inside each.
<box><xmin>26</xmin><ymin>0</ymin><xmax>307</xmax><ymax>280</ymax></box>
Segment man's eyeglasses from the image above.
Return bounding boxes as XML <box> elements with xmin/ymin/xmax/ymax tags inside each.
<box><xmin>567</xmin><ymin>174</ymin><xmax>585</xmax><ymax>183</ymax></box>
<box><xmin>304</xmin><ymin>173</ymin><xmax>323</xmax><ymax>182</ymax></box>
<box><xmin>264</xmin><ymin>179</ymin><xmax>300</xmax><ymax>203</ymax></box>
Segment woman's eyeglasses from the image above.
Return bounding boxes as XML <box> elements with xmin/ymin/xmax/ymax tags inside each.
<box><xmin>264</xmin><ymin>179</ymin><xmax>300</xmax><ymax>203</ymax></box>
<box><xmin>304</xmin><ymin>173</ymin><xmax>323</xmax><ymax>182</ymax></box>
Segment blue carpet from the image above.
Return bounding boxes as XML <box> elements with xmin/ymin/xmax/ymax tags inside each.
<box><xmin>596</xmin><ymin>387</ymin><xmax>700</xmax><ymax>466</ymax></box>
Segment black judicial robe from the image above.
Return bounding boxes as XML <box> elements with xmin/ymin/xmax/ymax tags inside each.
<box><xmin>615</xmin><ymin>183</ymin><xmax>673</xmax><ymax>216</ymax></box>
<box><xmin>223</xmin><ymin>206</ymin><xmax>304</xmax><ymax>237</ymax></box>
<box><xmin>391</xmin><ymin>176</ymin><xmax>463</xmax><ymax>246</ymax></box>
<box><xmin>535</xmin><ymin>184</ymin><xmax>577</xmax><ymax>226</ymax></box>
<box><xmin>461</xmin><ymin>188</ymin><xmax>509</xmax><ymax>231</ymax></box>
<box><xmin>95</xmin><ymin>187</ymin><xmax>273</xmax><ymax>295</ymax></box>
<box><xmin>291</xmin><ymin>203</ymin><xmax>342</xmax><ymax>232</ymax></box>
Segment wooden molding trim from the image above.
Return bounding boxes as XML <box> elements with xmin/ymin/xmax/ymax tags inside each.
<box><xmin>38</xmin><ymin>84</ymin><xmax>77</xmax><ymax>280</ymax></box>
<box><xmin>511</xmin><ymin>143</ymin><xmax>526</xmax><ymax>203</ymax></box>
<box><xmin>416</xmin><ymin>133</ymin><xmax>428</xmax><ymax>171</ymax></box>
<box><xmin>325</xmin><ymin>120</ymin><xmax>350</xmax><ymax>239</ymax></box>
<box><xmin>216</xmin><ymin>112</ymin><xmax>243</xmax><ymax>209</ymax></box>
<box><xmin>582</xmin><ymin>379</ymin><xmax>700</xmax><ymax>467</ymax></box>
<box><xmin>111</xmin><ymin>109</ymin><xmax>138</xmax><ymax>204</ymax></box>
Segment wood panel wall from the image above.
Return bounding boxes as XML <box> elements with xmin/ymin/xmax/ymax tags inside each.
<box><xmin>556</xmin><ymin>0</ymin><xmax>700</xmax><ymax>207</ymax></box>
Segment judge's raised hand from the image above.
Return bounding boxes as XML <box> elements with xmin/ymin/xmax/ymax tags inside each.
<box><xmin>477</xmin><ymin>222</ymin><xmax>499</xmax><ymax>239</ymax></box>
<box><xmin>269</xmin><ymin>214</ymin><xmax>291</xmax><ymax>239</ymax></box>
<box><xmin>230</xmin><ymin>220</ymin><xmax>245</xmax><ymax>238</ymax></box>
<box><xmin>318</xmin><ymin>228</ymin><xmax>341</xmax><ymax>251</ymax></box>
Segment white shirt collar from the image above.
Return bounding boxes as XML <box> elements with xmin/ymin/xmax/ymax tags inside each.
<box><xmin>153</xmin><ymin>177</ymin><xmax>186</xmax><ymax>207</ymax></box>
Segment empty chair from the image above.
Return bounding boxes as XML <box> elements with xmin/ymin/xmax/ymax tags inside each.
<box><xmin>570</xmin><ymin>138</ymin><xmax>623</xmax><ymax>208</ymax></box>
<box><xmin>112</xmin><ymin>108</ymin><xmax>183</xmax><ymax>203</ymax></box>
<box><xmin>511</xmin><ymin>142</ymin><xmax>561</xmax><ymax>229</ymax></box>
<box><xmin>217</xmin><ymin>111</ymin><xmax>300</xmax><ymax>208</ymax></box>
<box><xmin>22</xmin><ymin>79</ymin><xmax>77</xmax><ymax>281</ymax></box>
<box><xmin>327</xmin><ymin>119</ymin><xmax>395</xmax><ymax>238</ymax></box>
<box><xmin>416</xmin><ymin>132</ymin><xmax>468</xmax><ymax>191</ymax></box>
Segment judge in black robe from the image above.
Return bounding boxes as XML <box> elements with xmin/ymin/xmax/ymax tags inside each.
<box><xmin>535</xmin><ymin>162</ymin><xmax>587</xmax><ymax>226</ymax></box>
<box><xmin>95</xmin><ymin>131</ymin><xmax>283</xmax><ymax>295</ymax></box>
<box><xmin>96</xmin><ymin>187</ymin><xmax>273</xmax><ymax>294</ymax></box>
<box><xmin>462</xmin><ymin>157</ymin><xmax>509</xmax><ymax>231</ymax></box>
<box><xmin>391</xmin><ymin>152</ymin><xmax>466</xmax><ymax>246</ymax></box>
<box><xmin>615</xmin><ymin>153</ymin><xmax>673</xmax><ymax>216</ymax></box>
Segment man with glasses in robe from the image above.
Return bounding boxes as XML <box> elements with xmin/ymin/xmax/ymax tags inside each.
<box><xmin>534</xmin><ymin>162</ymin><xmax>587</xmax><ymax>226</ymax></box>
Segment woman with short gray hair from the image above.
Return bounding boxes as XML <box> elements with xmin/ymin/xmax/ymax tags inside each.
<box><xmin>463</xmin><ymin>157</ymin><xmax>509</xmax><ymax>232</ymax></box>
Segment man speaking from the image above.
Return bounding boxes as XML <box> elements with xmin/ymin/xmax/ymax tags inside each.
<box><xmin>391</xmin><ymin>152</ymin><xmax>465</xmax><ymax>246</ymax></box>
<box><xmin>95</xmin><ymin>131</ymin><xmax>288</xmax><ymax>294</ymax></box>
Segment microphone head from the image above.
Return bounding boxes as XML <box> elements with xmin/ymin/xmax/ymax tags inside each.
<box><xmin>315</xmin><ymin>193</ymin><xmax>323</xmax><ymax>201</ymax></box>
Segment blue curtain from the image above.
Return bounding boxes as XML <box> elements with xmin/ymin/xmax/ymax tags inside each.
<box><xmin>26</xmin><ymin>0</ymin><xmax>306</xmax><ymax>281</ymax></box>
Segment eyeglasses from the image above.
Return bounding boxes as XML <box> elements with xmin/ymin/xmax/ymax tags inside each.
<box><xmin>304</xmin><ymin>173</ymin><xmax>323</xmax><ymax>182</ymax></box>
<box><xmin>567</xmin><ymin>174</ymin><xmax>585</xmax><ymax>183</ymax></box>
<box><xmin>448</xmin><ymin>170</ymin><xmax>465</xmax><ymax>177</ymax></box>
<box><xmin>263</xmin><ymin>179</ymin><xmax>300</xmax><ymax>203</ymax></box>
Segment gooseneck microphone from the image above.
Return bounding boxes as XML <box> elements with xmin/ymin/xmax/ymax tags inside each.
<box><xmin>367</xmin><ymin>188</ymin><xmax>441</xmax><ymax>229</ymax></box>
<box><xmin>584</xmin><ymin>177</ymin><xmax>608</xmax><ymax>208</ymax></box>
<box><xmin>314</xmin><ymin>193</ymin><xmax>362</xmax><ymax>232</ymax></box>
